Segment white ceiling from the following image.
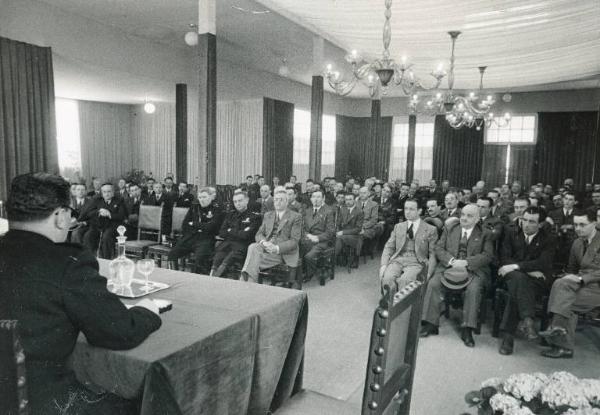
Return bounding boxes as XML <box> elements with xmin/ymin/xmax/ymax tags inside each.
<box><xmin>22</xmin><ymin>0</ymin><xmax>600</xmax><ymax>101</ymax></box>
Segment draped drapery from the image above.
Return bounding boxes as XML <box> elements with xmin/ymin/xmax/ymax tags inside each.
<box><xmin>263</xmin><ymin>98</ymin><xmax>294</xmax><ymax>185</ymax></box>
<box><xmin>79</xmin><ymin>100</ymin><xmax>133</xmax><ymax>182</ymax></box>
<box><xmin>432</xmin><ymin>115</ymin><xmax>484</xmax><ymax>188</ymax></box>
<box><xmin>216</xmin><ymin>99</ymin><xmax>263</xmax><ymax>185</ymax></box>
<box><xmin>0</xmin><ymin>36</ymin><xmax>57</xmax><ymax>200</ymax></box>
<box><xmin>533</xmin><ymin>111</ymin><xmax>598</xmax><ymax>189</ymax></box>
<box><xmin>365</xmin><ymin>100</ymin><xmax>393</xmax><ymax>180</ymax></box>
<box><xmin>507</xmin><ymin>145</ymin><xmax>535</xmax><ymax>187</ymax></box>
<box><xmin>335</xmin><ymin>115</ymin><xmax>370</xmax><ymax>179</ymax></box>
<box><xmin>481</xmin><ymin>144</ymin><xmax>507</xmax><ymax>187</ymax></box>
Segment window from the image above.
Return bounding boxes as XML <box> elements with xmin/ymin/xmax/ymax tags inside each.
<box><xmin>55</xmin><ymin>98</ymin><xmax>82</xmax><ymax>180</ymax></box>
<box><xmin>485</xmin><ymin>115</ymin><xmax>537</xmax><ymax>183</ymax></box>
<box><xmin>292</xmin><ymin>109</ymin><xmax>336</xmax><ymax>182</ymax></box>
<box><xmin>388</xmin><ymin>119</ymin><xmax>434</xmax><ymax>183</ymax></box>
<box><xmin>485</xmin><ymin>115</ymin><xmax>537</xmax><ymax>144</ymax></box>
<box><xmin>321</xmin><ymin>114</ymin><xmax>336</xmax><ymax>179</ymax></box>
<box><xmin>388</xmin><ymin>122</ymin><xmax>409</xmax><ymax>181</ymax></box>
<box><xmin>413</xmin><ymin>122</ymin><xmax>434</xmax><ymax>184</ymax></box>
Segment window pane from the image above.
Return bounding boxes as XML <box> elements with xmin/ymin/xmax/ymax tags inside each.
<box><xmin>485</xmin><ymin>115</ymin><xmax>536</xmax><ymax>145</ymax></box>
<box><xmin>55</xmin><ymin>98</ymin><xmax>82</xmax><ymax>179</ymax></box>
<box><xmin>389</xmin><ymin>123</ymin><xmax>409</xmax><ymax>181</ymax></box>
<box><xmin>413</xmin><ymin>122</ymin><xmax>434</xmax><ymax>183</ymax></box>
<box><xmin>293</xmin><ymin>109</ymin><xmax>311</xmax><ymax>182</ymax></box>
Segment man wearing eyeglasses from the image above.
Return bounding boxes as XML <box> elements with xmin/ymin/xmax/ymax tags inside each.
<box><xmin>0</xmin><ymin>172</ymin><xmax>161</xmax><ymax>414</ymax></box>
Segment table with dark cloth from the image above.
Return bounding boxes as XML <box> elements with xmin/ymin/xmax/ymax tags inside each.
<box><xmin>68</xmin><ymin>260</ymin><xmax>308</xmax><ymax>415</ymax></box>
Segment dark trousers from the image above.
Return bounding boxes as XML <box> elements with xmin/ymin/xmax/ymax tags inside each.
<box><xmin>500</xmin><ymin>270</ymin><xmax>546</xmax><ymax>334</ymax></box>
<box><xmin>301</xmin><ymin>239</ymin><xmax>330</xmax><ymax>278</ymax></box>
<box><xmin>211</xmin><ymin>241</ymin><xmax>247</xmax><ymax>277</ymax></box>
<box><xmin>83</xmin><ymin>226</ymin><xmax>118</xmax><ymax>259</ymax></box>
<box><xmin>168</xmin><ymin>237</ymin><xmax>215</xmax><ymax>274</ymax></box>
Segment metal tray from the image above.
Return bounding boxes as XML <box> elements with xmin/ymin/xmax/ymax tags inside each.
<box><xmin>107</xmin><ymin>279</ymin><xmax>170</xmax><ymax>298</ymax></box>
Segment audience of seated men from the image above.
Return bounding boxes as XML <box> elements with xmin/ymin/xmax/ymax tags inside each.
<box><xmin>380</xmin><ymin>199</ymin><xmax>437</xmax><ymax>295</ymax></box>
<box><xmin>0</xmin><ymin>172</ymin><xmax>161</xmax><ymax>415</ymax></box>
<box><xmin>211</xmin><ymin>191</ymin><xmax>261</xmax><ymax>278</ymax></box>
<box><xmin>497</xmin><ymin>206</ymin><xmax>557</xmax><ymax>355</ymax></box>
<box><xmin>301</xmin><ymin>190</ymin><xmax>336</xmax><ymax>280</ymax></box>
<box><xmin>420</xmin><ymin>204</ymin><xmax>495</xmax><ymax>348</ymax></box>
<box><xmin>241</xmin><ymin>189</ymin><xmax>302</xmax><ymax>282</ymax></box>
<box><xmin>82</xmin><ymin>183</ymin><xmax>127</xmax><ymax>259</ymax></box>
<box><xmin>539</xmin><ymin>208</ymin><xmax>600</xmax><ymax>358</ymax></box>
<box><xmin>168</xmin><ymin>187</ymin><xmax>225</xmax><ymax>274</ymax></box>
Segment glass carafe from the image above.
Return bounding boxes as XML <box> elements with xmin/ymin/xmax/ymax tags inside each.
<box><xmin>108</xmin><ymin>225</ymin><xmax>135</xmax><ymax>289</ymax></box>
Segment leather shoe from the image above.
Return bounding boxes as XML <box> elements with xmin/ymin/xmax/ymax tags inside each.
<box><xmin>538</xmin><ymin>326</ymin><xmax>567</xmax><ymax>341</ymax></box>
<box><xmin>541</xmin><ymin>346</ymin><xmax>573</xmax><ymax>359</ymax></box>
<box><xmin>518</xmin><ymin>317</ymin><xmax>539</xmax><ymax>341</ymax></box>
<box><xmin>241</xmin><ymin>271</ymin><xmax>250</xmax><ymax>282</ymax></box>
<box><xmin>419</xmin><ymin>322</ymin><xmax>439</xmax><ymax>337</ymax></box>
<box><xmin>461</xmin><ymin>327</ymin><xmax>475</xmax><ymax>347</ymax></box>
<box><xmin>499</xmin><ymin>334</ymin><xmax>514</xmax><ymax>355</ymax></box>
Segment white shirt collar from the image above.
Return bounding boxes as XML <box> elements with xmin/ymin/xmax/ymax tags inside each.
<box><xmin>525</xmin><ymin>231</ymin><xmax>538</xmax><ymax>243</ymax></box>
<box><xmin>461</xmin><ymin>227</ymin><xmax>474</xmax><ymax>240</ymax></box>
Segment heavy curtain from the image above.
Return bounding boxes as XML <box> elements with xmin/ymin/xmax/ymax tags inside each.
<box><xmin>533</xmin><ymin>111</ymin><xmax>599</xmax><ymax>189</ymax></box>
<box><xmin>432</xmin><ymin>115</ymin><xmax>484</xmax><ymax>188</ymax></box>
<box><xmin>216</xmin><ymin>99</ymin><xmax>263</xmax><ymax>185</ymax></box>
<box><xmin>481</xmin><ymin>144</ymin><xmax>507</xmax><ymax>187</ymax></box>
<box><xmin>508</xmin><ymin>145</ymin><xmax>535</xmax><ymax>187</ymax></box>
<box><xmin>0</xmin><ymin>36</ymin><xmax>58</xmax><ymax>200</ymax></box>
<box><xmin>335</xmin><ymin>115</ymin><xmax>370</xmax><ymax>179</ymax></box>
<box><xmin>364</xmin><ymin>100</ymin><xmax>393</xmax><ymax>180</ymax></box>
<box><xmin>79</xmin><ymin>100</ymin><xmax>134</xmax><ymax>182</ymax></box>
<box><xmin>263</xmin><ymin>98</ymin><xmax>294</xmax><ymax>184</ymax></box>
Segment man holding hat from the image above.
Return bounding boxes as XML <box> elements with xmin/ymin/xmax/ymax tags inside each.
<box><xmin>420</xmin><ymin>203</ymin><xmax>495</xmax><ymax>347</ymax></box>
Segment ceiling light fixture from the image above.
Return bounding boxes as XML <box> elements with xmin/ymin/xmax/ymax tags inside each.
<box><xmin>143</xmin><ymin>101</ymin><xmax>156</xmax><ymax>114</ymax></box>
<box><xmin>278</xmin><ymin>58</ymin><xmax>290</xmax><ymax>77</ymax></box>
<box><xmin>324</xmin><ymin>0</ymin><xmax>446</xmax><ymax>98</ymax></box>
<box><xmin>184</xmin><ymin>23</ymin><xmax>198</xmax><ymax>46</ymax></box>
<box><xmin>409</xmin><ymin>31</ymin><xmax>511</xmax><ymax>130</ymax></box>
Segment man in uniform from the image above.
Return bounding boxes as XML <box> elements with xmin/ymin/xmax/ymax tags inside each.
<box><xmin>380</xmin><ymin>199</ymin><xmax>438</xmax><ymax>294</ymax></box>
<box><xmin>301</xmin><ymin>190</ymin><xmax>336</xmax><ymax>280</ymax></box>
<box><xmin>210</xmin><ymin>191</ymin><xmax>261</xmax><ymax>278</ymax></box>
<box><xmin>0</xmin><ymin>172</ymin><xmax>161</xmax><ymax>414</ymax></box>
<box><xmin>540</xmin><ymin>209</ymin><xmax>600</xmax><ymax>358</ymax></box>
<box><xmin>420</xmin><ymin>204</ymin><xmax>495</xmax><ymax>347</ymax></box>
<box><xmin>168</xmin><ymin>187</ymin><xmax>225</xmax><ymax>274</ymax></box>
<box><xmin>83</xmin><ymin>183</ymin><xmax>127</xmax><ymax>258</ymax></box>
<box><xmin>241</xmin><ymin>189</ymin><xmax>302</xmax><ymax>281</ymax></box>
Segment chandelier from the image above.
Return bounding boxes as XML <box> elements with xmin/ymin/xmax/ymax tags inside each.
<box><xmin>409</xmin><ymin>31</ymin><xmax>511</xmax><ymax>130</ymax></box>
<box><xmin>324</xmin><ymin>0</ymin><xmax>446</xmax><ymax>98</ymax></box>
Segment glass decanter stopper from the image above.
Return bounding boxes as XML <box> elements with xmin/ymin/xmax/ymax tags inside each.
<box><xmin>108</xmin><ymin>225</ymin><xmax>135</xmax><ymax>290</ymax></box>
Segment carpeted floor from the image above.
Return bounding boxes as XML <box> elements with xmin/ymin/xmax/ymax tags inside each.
<box><xmin>299</xmin><ymin>257</ymin><xmax>600</xmax><ymax>415</ymax></box>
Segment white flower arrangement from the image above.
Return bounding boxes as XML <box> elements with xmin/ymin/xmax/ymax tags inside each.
<box><xmin>504</xmin><ymin>373</ymin><xmax>549</xmax><ymax>402</ymax></box>
<box><xmin>542</xmin><ymin>372</ymin><xmax>591</xmax><ymax>410</ymax></box>
<box><xmin>490</xmin><ymin>393</ymin><xmax>521</xmax><ymax>413</ymax></box>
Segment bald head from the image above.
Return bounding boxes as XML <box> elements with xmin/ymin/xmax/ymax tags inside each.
<box><xmin>460</xmin><ymin>203</ymin><xmax>480</xmax><ymax>229</ymax></box>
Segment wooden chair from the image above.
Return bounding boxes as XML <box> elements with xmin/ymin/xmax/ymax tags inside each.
<box><xmin>123</xmin><ymin>205</ymin><xmax>162</xmax><ymax>259</ymax></box>
<box><xmin>147</xmin><ymin>207</ymin><xmax>189</xmax><ymax>268</ymax></box>
<box><xmin>258</xmin><ymin>259</ymin><xmax>303</xmax><ymax>290</ymax></box>
<box><xmin>0</xmin><ymin>320</ymin><xmax>29</xmax><ymax>415</ymax></box>
<box><xmin>276</xmin><ymin>274</ymin><xmax>426</xmax><ymax>415</ymax></box>
<box><xmin>315</xmin><ymin>245</ymin><xmax>336</xmax><ymax>286</ymax></box>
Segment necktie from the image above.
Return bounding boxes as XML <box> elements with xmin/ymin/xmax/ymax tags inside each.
<box><xmin>362</xmin><ymin>202</ymin><xmax>366</xmax><ymax>210</ymax></box>
<box><xmin>525</xmin><ymin>234</ymin><xmax>531</xmax><ymax>245</ymax></box>
<box><xmin>314</xmin><ymin>208</ymin><xmax>318</xmax><ymax>215</ymax></box>
<box><xmin>583</xmin><ymin>239</ymin><xmax>589</xmax><ymax>255</ymax></box>
<box><xmin>407</xmin><ymin>223</ymin><xmax>414</xmax><ymax>239</ymax></box>
<box><xmin>461</xmin><ymin>231</ymin><xmax>468</xmax><ymax>244</ymax></box>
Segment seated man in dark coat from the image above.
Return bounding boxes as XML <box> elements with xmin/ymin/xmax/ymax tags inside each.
<box><xmin>335</xmin><ymin>193</ymin><xmax>364</xmax><ymax>265</ymax></box>
<box><xmin>497</xmin><ymin>206</ymin><xmax>556</xmax><ymax>355</ymax></box>
<box><xmin>69</xmin><ymin>182</ymin><xmax>95</xmax><ymax>244</ymax></box>
<box><xmin>124</xmin><ymin>183</ymin><xmax>142</xmax><ymax>238</ymax></box>
<box><xmin>211</xmin><ymin>191</ymin><xmax>261</xmax><ymax>278</ymax></box>
<box><xmin>174</xmin><ymin>181</ymin><xmax>195</xmax><ymax>208</ymax></box>
<box><xmin>0</xmin><ymin>172</ymin><xmax>161</xmax><ymax>415</ymax></box>
<box><xmin>301</xmin><ymin>190</ymin><xmax>336</xmax><ymax>280</ymax></box>
<box><xmin>82</xmin><ymin>183</ymin><xmax>127</xmax><ymax>259</ymax></box>
<box><xmin>168</xmin><ymin>187</ymin><xmax>225</xmax><ymax>274</ymax></box>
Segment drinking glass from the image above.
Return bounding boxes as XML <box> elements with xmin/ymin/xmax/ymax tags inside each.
<box><xmin>136</xmin><ymin>259</ymin><xmax>155</xmax><ymax>292</ymax></box>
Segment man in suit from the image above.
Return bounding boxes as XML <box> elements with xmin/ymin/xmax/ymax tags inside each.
<box><xmin>168</xmin><ymin>187</ymin><xmax>225</xmax><ymax>274</ymax></box>
<box><xmin>539</xmin><ymin>209</ymin><xmax>600</xmax><ymax>358</ymax></box>
<box><xmin>70</xmin><ymin>183</ymin><xmax>95</xmax><ymax>244</ymax></box>
<box><xmin>335</xmin><ymin>193</ymin><xmax>364</xmax><ymax>264</ymax></box>
<box><xmin>124</xmin><ymin>183</ymin><xmax>142</xmax><ymax>238</ymax></box>
<box><xmin>421</xmin><ymin>204</ymin><xmax>495</xmax><ymax>347</ymax></box>
<box><xmin>87</xmin><ymin>176</ymin><xmax>102</xmax><ymax>198</ymax></box>
<box><xmin>175</xmin><ymin>181</ymin><xmax>195</xmax><ymax>208</ymax></box>
<box><xmin>0</xmin><ymin>172</ymin><xmax>161</xmax><ymax>415</ymax></box>
<box><xmin>488</xmin><ymin>189</ymin><xmax>509</xmax><ymax>223</ymax></box>
<box><xmin>357</xmin><ymin>186</ymin><xmax>383</xmax><ymax>248</ymax></box>
<box><xmin>164</xmin><ymin>176</ymin><xmax>178</xmax><ymax>201</ymax></box>
<box><xmin>116</xmin><ymin>178</ymin><xmax>129</xmax><ymax>202</ymax></box>
<box><xmin>82</xmin><ymin>183</ymin><xmax>127</xmax><ymax>259</ymax></box>
<box><xmin>506</xmin><ymin>197</ymin><xmax>530</xmax><ymax>232</ymax></box>
<box><xmin>211</xmin><ymin>191</ymin><xmax>261</xmax><ymax>278</ymax></box>
<box><xmin>511</xmin><ymin>181</ymin><xmax>526</xmax><ymax>201</ymax></box>
<box><xmin>424</xmin><ymin>198</ymin><xmax>444</xmax><ymax>238</ymax></box>
<box><xmin>395</xmin><ymin>183</ymin><xmax>410</xmax><ymax>223</ymax></box>
<box><xmin>497</xmin><ymin>206</ymin><xmax>557</xmax><ymax>355</ymax></box>
<box><xmin>440</xmin><ymin>192</ymin><xmax>461</xmax><ymax>225</ymax></box>
<box><xmin>241</xmin><ymin>189</ymin><xmax>303</xmax><ymax>282</ymax></box>
<box><xmin>380</xmin><ymin>199</ymin><xmax>438</xmax><ymax>294</ymax></box>
<box><xmin>289</xmin><ymin>175</ymin><xmax>303</xmax><ymax>196</ymax></box>
<box><xmin>478</xmin><ymin>197</ymin><xmax>504</xmax><ymax>243</ymax></box>
<box><xmin>258</xmin><ymin>185</ymin><xmax>275</xmax><ymax>214</ymax></box>
<box><xmin>378</xmin><ymin>185</ymin><xmax>398</xmax><ymax>249</ymax></box>
<box><xmin>301</xmin><ymin>190</ymin><xmax>336</xmax><ymax>280</ymax></box>
<box><xmin>143</xmin><ymin>182</ymin><xmax>173</xmax><ymax>235</ymax></box>
<box><xmin>286</xmin><ymin>186</ymin><xmax>305</xmax><ymax>217</ymax></box>
<box><xmin>548</xmin><ymin>191</ymin><xmax>577</xmax><ymax>267</ymax></box>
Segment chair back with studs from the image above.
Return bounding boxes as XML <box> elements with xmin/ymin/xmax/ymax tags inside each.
<box><xmin>0</xmin><ymin>320</ymin><xmax>29</xmax><ymax>415</ymax></box>
<box><xmin>137</xmin><ymin>205</ymin><xmax>163</xmax><ymax>241</ymax></box>
<box><xmin>361</xmin><ymin>269</ymin><xmax>426</xmax><ymax>415</ymax></box>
